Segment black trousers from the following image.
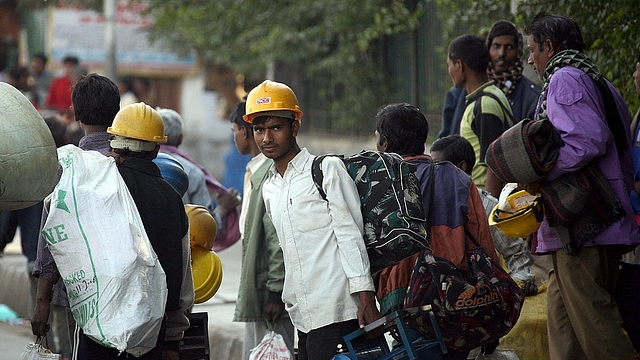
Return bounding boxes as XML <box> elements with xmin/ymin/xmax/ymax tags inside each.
<box><xmin>297</xmin><ymin>319</ymin><xmax>358</xmax><ymax>360</ymax></box>
<box><xmin>616</xmin><ymin>262</ymin><xmax>640</xmax><ymax>354</ymax></box>
<box><xmin>75</xmin><ymin>317</ymin><xmax>166</xmax><ymax>359</ymax></box>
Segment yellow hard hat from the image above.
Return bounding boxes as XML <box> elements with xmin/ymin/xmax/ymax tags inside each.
<box><xmin>107</xmin><ymin>102</ymin><xmax>168</xmax><ymax>143</ymax></box>
<box><xmin>191</xmin><ymin>247</ymin><xmax>223</xmax><ymax>304</ymax></box>
<box><xmin>243</xmin><ymin>80</ymin><xmax>303</xmax><ymax>123</ymax></box>
<box><xmin>185</xmin><ymin>204</ymin><xmax>217</xmax><ymax>250</ymax></box>
<box><xmin>489</xmin><ymin>190</ymin><xmax>543</xmax><ymax>238</ymax></box>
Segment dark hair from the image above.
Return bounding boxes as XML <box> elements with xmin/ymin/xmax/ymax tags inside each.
<box><xmin>43</xmin><ymin>116</ymin><xmax>67</xmax><ymax>147</ymax></box>
<box><xmin>430</xmin><ymin>134</ymin><xmax>476</xmax><ymax>176</ymax></box>
<box><xmin>7</xmin><ymin>66</ymin><xmax>28</xmax><ymax>81</ymax></box>
<box><xmin>133</xmin><ymin>77</ymin><xmax>150</xmax><ymax>90</ymax></box>
<box><xmin>72</xmin><ymin>73</ymin><xmax>120</xmax><ymax>126</ymax></box>
<box><xmin>33</xmin><ymin>53</ymin><xmax>48</xmax><ymax>64</ymax></box>
<box><xmin>448</xmin><ymin>34</ymin><xmax>490</xmax><ymax>73</ymax></box>
<box><xmin>6</xmin><ymin>66</ymin><xmax>30</xmax><ymax>92</ymax></box>
<box><xmin>62</xmin><ymin>55</ymin><xmax>80</xmax><ymax>66</ymax></box>
<box><xmin>251</xmin><ymin>115</ymin><xmax>295</xmax><ymax>127</ymax></box>
<box><xmin>230</xmin><ymin>101</ymin><xmax>252</xmax><ymax>132</ymax></box>
<box><xmin>375</xmin><ymin>103</ymin><xmax>429</xmax><ymax>156</ymax></box>
<box><xmin>524</xmin><ymin>12</ymin><xmax>585</xmax><ymax>53</ymax></box>
<box><xmin>119</xmin><ymin>76</ymin><xmax>134</xmax><ymax>92</ymax></box>
<box><xmin>486</xmin><ymin>20</ymin><xmax>523</xmax><ymax>57</ymax></box>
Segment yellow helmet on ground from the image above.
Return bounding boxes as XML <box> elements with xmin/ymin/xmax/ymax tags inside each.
<box><xmin>489</xmin><ymin>190</ymin><xmax>543</xmax><ymax>238</ymax></box>
<box><xmin>108</xmin><ymin>102</ymin><xmax>168</xmax><ymax>143</ymax></box>
<box><xmin>191</xmin><ymin>247</ymin><xmax>223</xmax><ymax>304</ymax></box>
<box><xmin>243</xmin><ymin>80</ymin><xmax>303</xmax><ymax>123</ymax></box>
<box><xmin>185</xmin><ymin>204</ymin><xmax>217</xmax><ymax>250</ymax></box>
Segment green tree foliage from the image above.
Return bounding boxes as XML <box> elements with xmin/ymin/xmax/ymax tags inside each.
<box><xmin>430</xmin><ymin>0</ymin><xmax>512</xmax><ymax>40</ymax></box>
<box><xmin>18</xmin><ymin>0</ymin><xmax>638</xmax><ymax>129</ymax></box>
<box><xmin>145</xmin><ymin>0</ymin><xmax>424</xmax><ymax>132</ymax></box>
<box><xmin>16</xmin><ymin>0</ymin><xmax>101</xmax><ymax>11</ymax></box>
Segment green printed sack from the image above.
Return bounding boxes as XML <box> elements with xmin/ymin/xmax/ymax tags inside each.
<box><xmin>42</xmin><ymin>145</ymin><xmax>167</xmax><ymax>356</ymax></box>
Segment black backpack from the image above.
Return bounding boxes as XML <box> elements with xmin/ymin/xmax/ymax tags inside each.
<box><xmin>312</xmin><ymin>150</ymin><xmax>429</xmax><ymax>274</ymax></box>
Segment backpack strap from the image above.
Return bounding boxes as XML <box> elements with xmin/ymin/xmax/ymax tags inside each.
<box><xmin>312</xmin><ymin>154</ymin><xmax>345</xmax><ymax>201</ymax></box>
<box><xmin>312</xmin><ymin>155</ymin><xmax>329</xmax><ymax>201</ymax></box>
<box><xmin>467</xmin><ymin>90</ymin><xmax>515</xmax><ymax>131</ymax></box>
<box><xmin>464</xmin><ymin>227</ymin><xmax>481</xmax><ymax>248</ymax></box>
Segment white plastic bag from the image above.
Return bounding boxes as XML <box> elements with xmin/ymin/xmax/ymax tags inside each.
<box><xmin>249</xmin><ymin>331</ymin><xmax>293</xmax><ymax>360</ymax></box>
<box><xmin>42</xmin><ymin>145</ymin><xmax>167</xmax><ymax>356</ymax></box>
<box><xmin>21</xmin><ymin>337</ymin><xmax>61</xmax><ymax>360</ymax></box>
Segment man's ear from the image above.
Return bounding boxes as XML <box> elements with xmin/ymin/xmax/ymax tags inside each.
<box><xmin>379</xmin><ymin>135</ymin><xmax>390</xmax><ymax>152</ymax></box>
<box><xmin>456</xmin><ymin>59</ymin><xmax>464</xmax><ymax>73</ymax></box>
<box><xmin>457</xmin><ymin>160</ymin><xmax>468</xmax><ymax>174</ymax></box>
<box><xmin>292</xmin><ymin>119</ymin><xmax>300</xmax><ymax>137</ymax></box>
<box><xmin>545</xmin><ymin>39</ymin><xmax>555</xmax><ymax>57</ymax></box>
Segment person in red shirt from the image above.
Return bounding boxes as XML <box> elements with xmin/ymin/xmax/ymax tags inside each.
<box><xmin>45</xmin><ymin>55</ymin><xmax>79</xmax><ymax>112</ymax></box>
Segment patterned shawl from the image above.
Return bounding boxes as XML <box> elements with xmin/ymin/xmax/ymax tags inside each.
<box><xmin>487</xmin><ymin>61</ymin><xmax>524</xmax><ymax>98</ymax></box>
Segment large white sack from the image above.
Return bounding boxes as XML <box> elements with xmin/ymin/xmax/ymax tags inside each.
<box><xmin>0</xmin><ymin>83</ymin><xmax>58</xmax><ymax>210</ymax></box>
<box><xmin>42</xmin><ymin>145</ymin><xmax>167</xmax><ymax>356</ymax></box>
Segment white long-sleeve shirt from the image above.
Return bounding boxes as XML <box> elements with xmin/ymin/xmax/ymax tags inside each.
<box><xmin>262</xmin><ymin>148</ymin><xmax>374</xmax><ymax>333</ymax></box>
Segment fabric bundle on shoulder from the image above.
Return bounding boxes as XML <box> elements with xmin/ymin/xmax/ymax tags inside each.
<box><xmin>486</xmin><ymin>118</ymin><xmax>625</xmax><ymax>255</ymax></box>
<box><xmin>539</xmin><ymin>163</ymin><xmax>625</xmax><ymax>255</ymax></box>
<box><xmin>485</xmin><ymin>118</ymin><xmax>563</xmax><ymax>184</ymax></box>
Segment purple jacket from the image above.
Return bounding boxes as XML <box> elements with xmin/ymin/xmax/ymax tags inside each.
<box><xmin>535</xmin><ymin>66</ymin><xmax>640</xmax><ymax>253</ymax></box>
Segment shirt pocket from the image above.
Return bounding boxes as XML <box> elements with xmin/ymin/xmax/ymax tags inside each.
<box><xmin>291</xmin><ymin>194</ymin><xmax>331</xmax><ymax>232</ymax></box>
<box><xmin>555</xmin><ymin>87</ymin><xmax>583</xmax><ymax>106</ymax></box>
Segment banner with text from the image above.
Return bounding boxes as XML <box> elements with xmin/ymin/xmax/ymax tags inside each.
<box><xmin>50</xmin><ymin>2</ymin><xmax>197</xmax><ymax>76</ymax></box>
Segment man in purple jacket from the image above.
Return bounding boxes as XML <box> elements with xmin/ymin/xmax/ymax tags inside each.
<box><xmin>524</xmin><ymin>12</ymin><xmax>640</xmax><ymax>359</ymax></box>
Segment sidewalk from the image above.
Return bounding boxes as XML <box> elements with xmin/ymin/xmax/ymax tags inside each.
<box><xmin>0</xmin><ymin>238</ymin><xmax>245</xmax><ymax>359</ymax></box>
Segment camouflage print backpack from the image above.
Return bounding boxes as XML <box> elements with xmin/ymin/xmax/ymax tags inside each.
<box><xmin>312</xmin><ymin>150</ymin><xmax>428</xmax><ymax>274</ymax></box>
